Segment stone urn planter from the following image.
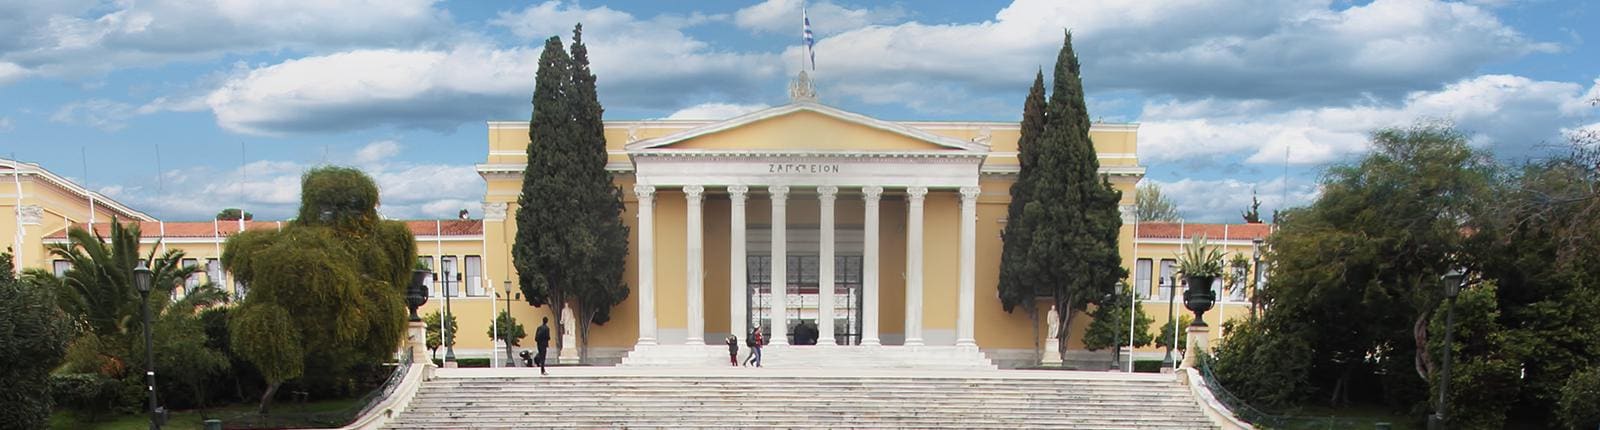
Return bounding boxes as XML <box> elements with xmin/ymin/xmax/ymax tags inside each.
<box><xmin>1183</xmin><ymin>275</ymin><xmax>1216</xmax><ymax>326</ymax></box>
<box><xmin>407</xmin><ymin>268</ymin><xmax>432</xmax><ymax>322</ymax></box>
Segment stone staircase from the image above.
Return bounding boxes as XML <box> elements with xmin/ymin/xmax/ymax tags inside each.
<box><xmin>383</xmin><ymin>368</ymin><xmax>1218</xmax><ymax>429</ymax></box>
<box><xmin>619</xmin><ymin>344</ymin><xmax>998</xmax><ymax>370</ymax></box>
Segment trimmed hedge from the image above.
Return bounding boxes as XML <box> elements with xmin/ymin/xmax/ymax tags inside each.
<box><xmin>432</xmin><ymin>358</ymin><xmax>492</xmax><ymax>368</ymax></box>
<box><xmin>1133</xmin><ymin>360</ymin><xmax>1164</xmax><ymax>373</ymax></box>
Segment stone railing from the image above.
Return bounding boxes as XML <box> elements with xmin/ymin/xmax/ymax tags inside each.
<box><xmin>312</xmin><ymin>363</ymin><xmax>435</xmax><ymax>430</ymax></box>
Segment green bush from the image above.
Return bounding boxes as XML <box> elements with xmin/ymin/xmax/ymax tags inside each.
<box><xmin>49</xmin><ymin>373</ymin><xmax>135</xmax><ymax>421</ymax></box>
<box><xmin>1133</xmin><ymin>360</ymin><xmax>1163</xmax><ymax>373</ymax></box>
<box><xmin>432</xmin><ymin>358</ymin><xmax>492</xmax><ymax>368</ymax></box>
<box><xmin>1559</xmin><ymin>368</ymin><xmax>1600</xmax><ymax>429</ymax></box>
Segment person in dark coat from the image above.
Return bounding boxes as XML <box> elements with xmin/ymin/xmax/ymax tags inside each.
<box><xmin>725</xmin><ymin>334</ymin><xmax>739</xmax><ymax>366</ymax></box>
<box><xmin>534</xmin><ymin>317</ymin><xmax>551</xmax><ymax>375</ymax></box>
<box><xmin>743</xmin><ymin>327</ymin><xmax>763</xmax><ymax>367</ymax></box>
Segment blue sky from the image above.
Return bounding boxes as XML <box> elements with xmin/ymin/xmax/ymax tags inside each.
<box><xmin>0</xmin><ymin>0</ymin><xmax>1595</xmax><ymax>222</ymax></box>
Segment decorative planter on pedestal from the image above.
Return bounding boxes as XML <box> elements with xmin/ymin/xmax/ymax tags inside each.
<box><xmin>405</xmin><ymin>268</ymin><xmax>432</xmax><ymax>364</ymax></box>
<box><xmin>1183</xmin><ymin>275</ymin><xmax>1216</xmax><ymax>326</ymax></box>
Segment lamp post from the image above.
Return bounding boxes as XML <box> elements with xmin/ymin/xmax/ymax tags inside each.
<box><xmin>132</xmin><ymin>261</ymin><xmax>162</xmax><ymax>430</ymax></box>
<box><xmin>1429</xmin><ymin>268</ymin><xmax>1466</xmax><ymax>430</ymax></box>
<box><xmin>495</xmin><ymin>280</ymin><xmax>521</xmax><ymax>367</ymax></box>
<box><xmin>436</xmin><ymin>272</ymin><xmax>461</xmax><ymax>366</ymax></box>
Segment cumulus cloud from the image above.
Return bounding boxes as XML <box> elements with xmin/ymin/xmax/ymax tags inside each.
<box><xmin>0</xmin><ymin>116</ymin><xmax>12</xmax><ymax>132</ymax></box>
<box><xmin>733</xmin><ymin>0</ymin><xmax>905</xmax><ymax>35</ymax></box>
<box><xmin>1147</xmin><ymin>176</ymin><xmax>1322</xmax><ymax>223</ymax></box>
<box><xmin>124</xmin><ymin>145</ymin><xmax>483</xmax><ymax>221</ymax></box>
<box><xmin>0</xmin><ymin>0</ymin><xmax>454</xmax><ymax>82</ymax></box>
<box><xmin>202</xmin><ymin>44</ymin><xmax>542</xmax><ymax>134</ymax></box>
<box><xmin>804</xmin><ymin>0</ymin><xmax>1554</xmax><ymax>112</ymax></box>
<box><xmin>663</xmin><ymin>103</ymin><xmax>771</xmax><ymax>120</ymax></box>
<box><xmin>1138</xmin><ymin>75</ymin><xmax>1600</xmax><ymax>167</ymax></box>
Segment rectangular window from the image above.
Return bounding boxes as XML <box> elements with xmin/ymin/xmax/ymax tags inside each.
<box><xmin>1229</xmin><ymin>265</ymin><xmax>1248</xmax><ymax>302</ymax></box>
<box><xmin>465</xmin><ymin>256</ymin><xmax>483</xmax><ymax>297</ymax></box>
<box><xmin>1135</xmin><ymin>259</ymin><xmax>1152</xmax><ymax>300</ymax></box>
<box><xmin>180</xmin><ymin>258</ymin><xmax>200</xmax><ymax>299</ymax></box>
<box><xmin>1158</xmin><ymin>259</ymin><xmax>1177</xmax><ymax>301</ymax></box>
<box><xmin>53</xmin><ymin>260</ymin><xmax>72</xmax><ymax>277</ymax></box>
<box><xmin>206</xmin><ymin>259</ymin><xmax>224</xmax><ymax>286</ymax></box>
<box><xmin>440</xmin><ymin>256</ymin><xmax>458</xmax><ymax>297</ymax></box>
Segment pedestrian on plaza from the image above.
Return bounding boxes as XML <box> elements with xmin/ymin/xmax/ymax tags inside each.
<box><xmin>743</xmin><ymin>327</ymin><xmax>764</xmax><ymax>367</ymax></box>
<box><xmin>725</xmin><ymin>334</ymin><xmax>739</xmax><ymax>366</ymax></box>
<box><xmin>535</xmin><ymin>317</ymin><xmax>551</xmax><ymax>375</ymax></box>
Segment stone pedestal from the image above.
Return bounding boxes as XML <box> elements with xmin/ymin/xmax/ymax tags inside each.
<box><xmin>559</xmin><ymin>345</ymin><xmax>580</xmax><ymax>365</ymax></box>
<box><xmin>1181</xmin><ymin>325</ymin><xmax>1209</xmax><ymax>371</ymax></box>
<box><xmin>406</xmin><ymin>321</ymin><xmax>430</xmax><ymax>365</ymax></box>
<box><xmin>1042</xmin><ymin>338</ymin><xmax>1064</xmax><ymax>366</ymax></box>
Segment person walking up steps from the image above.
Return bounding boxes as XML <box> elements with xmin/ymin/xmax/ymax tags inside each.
<box><xmin>743</xmin><ymin>327</ymin><xmax>764</xmax><ymax>367</ymax></box>
<box><xmin>726</xmin><ymin>334</ymin><xmax>739</xmax><ymax>366</ymax></box>
<box><xmin>534</xmin><ymin>317</ymin><xmax>551</xmax><ymax>375</ymax></box>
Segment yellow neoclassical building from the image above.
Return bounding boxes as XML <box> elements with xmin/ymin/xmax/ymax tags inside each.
<box><xmin>3</xmin><ymin>84</ymin><xmax>1272</xmax><ymax>369</ymax></box>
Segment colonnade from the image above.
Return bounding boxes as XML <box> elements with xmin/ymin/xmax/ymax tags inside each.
<box><xmin>631</xmin><ymin>184</ymin><xmax>981</xmax><ymax>348</ymax></box>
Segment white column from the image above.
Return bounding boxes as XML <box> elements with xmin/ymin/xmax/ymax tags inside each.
<box><xmin>728</xmin><ymin>185</ymin><xmax>749</xmax><ymax>343</ymax></box>
<box><xmin>633</xmin><ymin>185</ymin><xmax>657</xmax><ymax>346</ymax></box>
<box><xmin>817</xmin><ymin>185</ymin><xmax>839</xmax><ymax>346</ymax></box>
<box><xmin>684</xmin><ymin>185</ymin><xmax>706</xmax><ymax>345</ymax></box>
<box><xmin>769</xmin><ymin>185</ymin><xmax>790</xmax><ymax>346</ymax></box>
<box><xmin>957</xmin><ymin>186</ymin><xmax>980</xmax><ymax>347</ymax></box>
<box><xmin>861</xmin><ymin>186</ymin><xmax>883</xmax><ymax>346</ymax></box>
<box><xmin>904</xmin><ymin>186</ymin><xmax>928</xmax><ymax>346</ymax></box>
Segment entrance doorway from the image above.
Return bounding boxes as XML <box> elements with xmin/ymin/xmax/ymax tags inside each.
<box><xmin>747</xmin><ymin>254</ymin><xmax>864</xmax><ymax>345</ymax></box>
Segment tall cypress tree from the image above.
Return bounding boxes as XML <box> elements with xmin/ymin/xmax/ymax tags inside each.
<box><xmin>514</xmin><ymin>26</ymin><xmax>630</xmax><ymax>362</ymax></box>
<box><xmin>565</xmin><ymin>24</ymin><xmax>630</xmax><ymax>360</ymax></box>
<box><xmin>998</xmin><ymin>70</ymin><xmax>1048</xmax><ymax>353</ymax></box>
<box><xmin>999</xmin><ymin>31</ymin><xmax>1127</xmax><ymax>358</ymax></box>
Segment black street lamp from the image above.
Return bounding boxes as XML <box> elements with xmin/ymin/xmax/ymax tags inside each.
<box><xmin>496</xmin><ymin>280</ymin><xmax>521</xmax><ymax>367</ymax></box>
<box><xmin>436</xmin><ymin>272</ymin><xmax>461</xmax><ymax>365</ymax></box>
<box><xmin>132</xmin><ymin>261</ymin><xmax>163</xmax><ymax>430</ymax></box>
<box><xmin>1429</xmin><ymin>268</ymin><xmax>1467</xmax><ymax>430</ymax></box>
<box><xmin>1250</xmin><ymin>237</ymin><xmax>1264</xmax><ymax>318</ymax></box>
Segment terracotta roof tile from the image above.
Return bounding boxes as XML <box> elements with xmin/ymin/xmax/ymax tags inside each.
<box><xmin>44</xmin><ymin>219</ymin><xmax>483</xmax><ymax>240</ymax></box>
<box><xmin>1135</xmin><ymin>223</ymin><xmax>1272</xmax><ymax>241</ymax></box>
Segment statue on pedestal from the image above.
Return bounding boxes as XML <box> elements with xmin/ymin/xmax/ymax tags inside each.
<box><xmin>559</xmin><ymin>304</ymin><xmax>580</xmax><ymax>364</ymax></box>
<box><xmin>1042</xmin><ymin>304</ymin><xmax>1064</xmax><ymax>366</ymax></box>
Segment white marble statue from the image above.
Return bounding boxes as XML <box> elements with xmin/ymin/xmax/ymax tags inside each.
<box><xmin>559</xmin><ymin>304</ymin><xmax>579</xmax><ymax>364</ymax></box>
<box><xmin>1046</xmin><ymin>305</ymin><xmax>1060</xmax><ymax>339</ymax></box>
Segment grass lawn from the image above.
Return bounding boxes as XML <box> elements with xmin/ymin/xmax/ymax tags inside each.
<box><xmin>50</xmin><ymin>398</ymin><xmax>364</xmax><ymax>430</ymax></box>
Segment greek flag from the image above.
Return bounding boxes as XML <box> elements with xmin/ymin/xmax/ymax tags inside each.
<box><xmin>803</xmin><ymin>8</ymin><xmax>815</xmax><ymax>70</ymax></box>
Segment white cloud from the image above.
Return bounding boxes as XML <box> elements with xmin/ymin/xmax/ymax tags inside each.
<box><xmin>51</xmin><ymin>99</ymin><xmax>137</xmax><ymax>131</ymax></box>
<box><xmin>127</xmin><ymin>144</ymin><xmax>482</xmax><ymax>220</ymax></box>
<box><xmin>663</xmin><ymin>103</ymin><xmax>770</xmax><ymax>120</ymax></box>
<box><xmin>202</xmin><ymin>44</ymin><xmax>542</xmax><ymax>134</ymax></box>
<box><xmin>0</xmin><ymin>62</ymin><xmax>28</xmax><ymax>85</ymax></box>
<box><xmin>354</xmin><ymin>140</ymin><xmax>402</xmax><ymax>164</ymax></box>
<box><xmin>0</xmin><ymin>116</ymin><xmax>12</xmax><ymax>132</ymax></box>
<box><xmin>1138</xmin><ymin>74</ymin><xmax>1600</xmax><ymax>166</ymax></box>
<box><xmin>1148</xmin><ymin>176</ymin><xmax>1322</xmax><ymax>223</ymax></box>
<box><xmin>733</xmin><ymin>0</ymin><xmax>905</xmax><ymax>35</ymax></box>
<box><xmin>0</xmin><ymin>0</ymin><xmax>454</xmax><ymax>82</ymax></box>
<box><xmin>803</xmin><ymin>0</ymin><xmax>1554</xmax><ymax>111</ymax></box>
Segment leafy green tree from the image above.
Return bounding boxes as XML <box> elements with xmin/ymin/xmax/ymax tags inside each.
<box><xmin>0</xmin><ymin>251</ymin><xmax>72</xmax><ymax>429</ymax></box>
<box><xmin>514</xmin><ymin>25</ymin><xmax>630</xmax><ymax>361</ymax></box>
<box><xmin>1558</xmin><ymin>368</ymin><xmax>1600</xmax><ymax>429</ymax></box>
<box><xmin>997</xmin><ymin>69</ymin><xmax>1049</xmax><ymax>355</ymax></box>
<box><xmin>1082</xmin><ymin>283</ymin><xmax>1153</xmax><ymax>367</ymax></box>
<box><xmin>224</xmin><ymin>166</ymin><xmax>414</xmax><ymax>413</ymax></box>
<box><xmin>1427</xmin><ymin>283</ymin><xmax>1521</xmax><ymax>429</ymax></box>
<box><xmin>215</xmin><ymin>208</ymin><xmax>253</xmax><ymax>221</ymax></box>
<box><xmin>996</xmin><ymin>31</ymin><xmax>1126</xmax><ymax>356</ymax></box>
<box><xmin>1214</xmin><ymin>122</ymin><xmax>1494</xmax><ymax>410</ymax></box>
<box><xmin>423</xmin><ymin>310</ymin><xmax>456</xmax><ymax>362</ymax></box>
<box><xmin>1136</xmin><ymin>182</ymin><xmax>1181</xmax><ymax>222</ymax></box>
<box><xmin>487</xmin><ymin>310</ymin><xmax>527</xmax><ymax>365</ymax></box>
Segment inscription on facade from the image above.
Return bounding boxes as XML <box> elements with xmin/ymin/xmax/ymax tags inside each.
<box><xmin>768</xmin><ymin>163</ymin><xmax>841</xmax><ymax>174</ymax></box>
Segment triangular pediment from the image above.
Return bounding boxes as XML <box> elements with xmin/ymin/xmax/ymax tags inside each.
<box><xmin>624</xmin><ymin>102</ymin><xmax>988</xmax><ymax>153</ymax></box>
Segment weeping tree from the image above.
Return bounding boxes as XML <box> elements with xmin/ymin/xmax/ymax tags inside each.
<box><xmin>514</xmin><ymin>25</ymin><xmax>630</xmax><ymax>362</ymax></box>
<box><xmin>224</xmin><ymin>166</ymin><xmax>414</xmax><ymax>413</ymax></box>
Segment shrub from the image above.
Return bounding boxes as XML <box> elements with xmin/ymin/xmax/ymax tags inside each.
<box><xmin>1559</xmin><ymin>368</ymin><xmax>1600</xmax><ymax>429</ymax></box>
<box><xmin>1133</xmin><ymin>360</ymin><xmax>1164</xmax><ymax>373</ymax></box>
<box><xmin>50</xmin><ymin>373</ymin><xmax>135</xmax><ymax>421</ymax></box>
